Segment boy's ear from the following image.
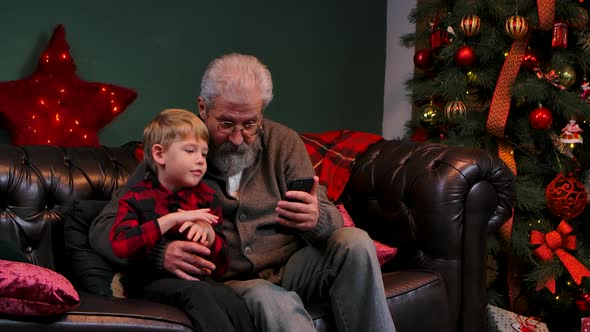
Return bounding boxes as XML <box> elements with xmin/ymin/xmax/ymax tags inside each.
<box><xmin>152</xmin><ymin>144</ymin><xmax>166</xmax><ymax>166</ymax></box>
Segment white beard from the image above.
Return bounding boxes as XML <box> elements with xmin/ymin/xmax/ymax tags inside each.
<box><xmin>209</xmin><ymin>137</ymin><xmax>262</xmax><ymax>176</ymax></box>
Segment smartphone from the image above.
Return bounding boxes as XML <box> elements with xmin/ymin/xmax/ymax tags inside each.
<box><xmin>288</xmin><ymin>177</ymin><xmax>314</xmax><ymax>193</ymax></box>
<box><xmin>286</xmin><ymin>177</ymin><xmax>314</xmax><ymax>202</ymax></box>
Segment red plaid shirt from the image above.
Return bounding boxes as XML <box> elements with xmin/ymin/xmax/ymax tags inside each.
<box><xmin>110</xmin><ymin>175</ymin><xmax>228</xmax><ymax>278</ymax></box>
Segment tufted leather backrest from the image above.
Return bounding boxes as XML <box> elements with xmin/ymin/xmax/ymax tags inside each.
<box><xmin>0</xmin><ymin>145</ymin><xmax>139</xmax><ymax>272</ymax></box>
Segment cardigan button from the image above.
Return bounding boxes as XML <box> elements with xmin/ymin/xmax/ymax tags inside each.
<box><xmin>244</xmin><ymin>246</ymin><xmax>252</xmax><ymax>255</ymax></box>
<box><xmin>24</xmin><ymin>246</ymin><xmax>33</xmax><ymax>253</ymax></box>
<box><xmin>239</xmin><ymin>213</ymin><xmax>247</xmax><ymax>222</ymax></box>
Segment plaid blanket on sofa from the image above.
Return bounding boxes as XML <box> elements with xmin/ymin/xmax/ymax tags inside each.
<box><xmin>300</xmin><ymin>130</ymin><xmax>383</xmax><ymax>202</ymax></box>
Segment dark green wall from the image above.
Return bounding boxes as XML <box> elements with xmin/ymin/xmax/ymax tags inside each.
<box><xmin>0</xmin><ymin>0</ymin><xmax>386</xmax><ymax>146</ymax></box>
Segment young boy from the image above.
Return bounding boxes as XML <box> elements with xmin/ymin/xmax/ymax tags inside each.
<box><xmin>110</xmin><ymin>108</ymin><xmax>254</xmax><ymax>332</ymax></box>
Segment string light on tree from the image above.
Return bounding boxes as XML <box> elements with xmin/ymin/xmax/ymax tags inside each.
<box><xmin>521</xmin><ymin>48</ymin><xmax>540</xmax><ymax>71</ymax></box>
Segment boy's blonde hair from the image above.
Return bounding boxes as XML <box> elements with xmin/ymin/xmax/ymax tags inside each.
<box><xmin>143</xmin><ymin>109</ymin><xmax>208</xmax><ymax>172</ymax></box>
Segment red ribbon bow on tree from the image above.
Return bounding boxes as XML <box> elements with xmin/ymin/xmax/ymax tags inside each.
<box><xmin>533</xmin><ymin>67</ymin><xmax>567</xmax><ymax>90</ymax></box>
<box><xmin>530</xmin><ymin>220</ymin><xmax>590</xmax><ymax>293</ymax></box>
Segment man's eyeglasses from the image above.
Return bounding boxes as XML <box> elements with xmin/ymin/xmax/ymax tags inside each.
<box><xmin>216</xmin><ymin>120</ymin><xmax>261</xmax><ymax>137</ymax></box>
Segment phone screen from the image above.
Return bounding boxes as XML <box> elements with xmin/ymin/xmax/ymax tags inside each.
<box><xmin>288</xmin><ymin>177</ymin><xmax>314</xmax><ymax>193</ymax></box>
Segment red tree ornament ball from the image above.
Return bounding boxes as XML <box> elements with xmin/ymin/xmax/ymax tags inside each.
<box><xmin>545</xmin><ymin>174</ymin><xmax>588</xmax><ymax>220</ymax></box>
<box><xmin>413</xmin><ymin>48</ymin><xmax>433</xmax><ymax>70</ymax></box>
<box><xmin>529</xmin><ymin>106</ymin><xmax>553</xmax><ymax>130</ymax></box>
<box><xmin>455</xmin><ymin>45</ymin><xmax>475</xmax><ymax>67</ymax></box>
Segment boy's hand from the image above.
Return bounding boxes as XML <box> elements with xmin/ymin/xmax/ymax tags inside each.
<box><xmin>176</xmin><ymin>208</ymin><xmax>218</xmax><ymax>225</ymax></box>
<box><xmin>179</xmin><ymin>221</ymin><xmax>215</xmax><ymax>247</ymax></box>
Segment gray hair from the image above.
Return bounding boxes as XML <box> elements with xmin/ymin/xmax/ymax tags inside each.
<box><xmin>200</xmin><ymin>53</ymin><xmax>273</xmax><ymax>110</ymax></box>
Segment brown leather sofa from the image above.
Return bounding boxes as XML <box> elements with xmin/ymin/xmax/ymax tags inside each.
<box><xmin>0</xmin><ymin>138</ymin><xmax>515</xmax><ymax>332</ymax></box>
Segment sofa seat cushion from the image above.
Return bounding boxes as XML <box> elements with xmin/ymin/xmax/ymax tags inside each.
<box><xmin>0</xmin><ymin>292</ymin><xmax>192</xmax><ymax>332</ymax></box>
<box><xmin>308</xmin><ymin>270</ymin><xmax>450</xmax><ymax>332</ymax></box>
<box><xmin>385</xmin><ymin>270</ymin><xmax>452</xmax><ymax>332</ymax></box>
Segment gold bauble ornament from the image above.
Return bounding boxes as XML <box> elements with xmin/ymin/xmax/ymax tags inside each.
<box><xmin>418</xmin><ymin>103</ymin><xmax>442</xmax><ymax>129</ymax></box>
<box><xmin>459</xmin><ymin>15</ymin><xmax>481</xmax><ymax>37</ymax></box>
<box><xmin>555</xmin><ymin>64</ymin><xmax>577</xmax><ymax>90</ymax></box>
<box><xmin>505</xmin><ymin>15</ymin><xmax>528</xmax><ymax>39</ymax></box>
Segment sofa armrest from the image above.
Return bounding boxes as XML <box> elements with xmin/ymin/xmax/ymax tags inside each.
<box><xmin>340</xmin><ymin>139</ymin><xmax>515</xmax><ymax>332</ymax></box>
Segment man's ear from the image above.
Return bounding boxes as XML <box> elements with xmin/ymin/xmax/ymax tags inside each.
<box><xmin>197</xmin><ymin>97</ymin><xmax>207</xmax><ymax>119</ymax></box>
<box><xmin>152</xmin><ymin>144</ymin><xmax>165</xmax><ymax>166</ymax></box>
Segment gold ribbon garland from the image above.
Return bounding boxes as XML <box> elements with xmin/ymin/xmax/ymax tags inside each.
<box><xmin>486</xmin><ymin>0</ymin><xmax>555</xmax><ymax>312</ymax></box>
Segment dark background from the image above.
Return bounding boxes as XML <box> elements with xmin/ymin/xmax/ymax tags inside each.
<box><xmin>0</xmin><ymin>0</ymin><xmax>387</xmax><ymax>146</ymax></box>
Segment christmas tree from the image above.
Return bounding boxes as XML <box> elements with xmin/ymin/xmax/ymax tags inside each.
<box><xmin>401</xmin><ymin>0</ymin><xmax>590</xmax><ymax>330</ymax></box>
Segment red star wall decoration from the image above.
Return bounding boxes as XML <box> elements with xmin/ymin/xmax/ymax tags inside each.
<box><xmin>0</xmin><ymin>24</ymin><xmax>137</xmax><ymax>146</ymax></box>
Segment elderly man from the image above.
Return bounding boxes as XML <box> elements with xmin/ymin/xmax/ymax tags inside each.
<box><xmin>90</xmin><ymin>53</ymin><xmax>396</xmax><ymax>332</ymax></box>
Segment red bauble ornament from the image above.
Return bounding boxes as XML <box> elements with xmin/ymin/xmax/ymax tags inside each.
<box><xmin>413</xmin><ymin>48</ymin><xmax>433</xmax><ymax>69</ymax></box>
<box><xmin>505</xmin><ymin>15</ymin><xmax>529</xmax><ymax>39</ymax></box>
<box><xmin>545</xmin><ymin>174</ymin><xmax>587</xmax><ymax>220</ymax></box>
<box><xmin>459</xmin><ymin>15</ymin><xmax>481</xmax><ymax>37</ymax></box>
<box><xmin>0</xmin><ymin>25</ymin><xmax>137</xmax><ymax>146</ymax></box>
<box><xmin>529</xmin><ymin>106</ymin><xmax>553</xmax><ymax>130</ymax></box>
<box><xmin>522</xmin><ymin>49</ymin><xmax>540</xmax><ymax>71</ymax></box>
<box><xmin>455</xmin><ymin>45</ymin><xmax>475</xmax><ymax>67</ymax></box>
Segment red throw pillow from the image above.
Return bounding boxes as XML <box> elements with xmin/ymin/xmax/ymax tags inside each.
<box><xmin>336</xmin><ymin>204</ymin><xmax>397</xmax><ymax>266</ymax></box>
<box><xmin>0</xmin><ymin>260</ymin><xmax>80</xmax><ymax>316</ymax></box>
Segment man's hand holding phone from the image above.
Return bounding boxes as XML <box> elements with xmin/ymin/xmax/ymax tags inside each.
<box><xmin>275</xmin><ymin>176</ymin><xmax>320</xmax><ymax>231</ymax></box>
